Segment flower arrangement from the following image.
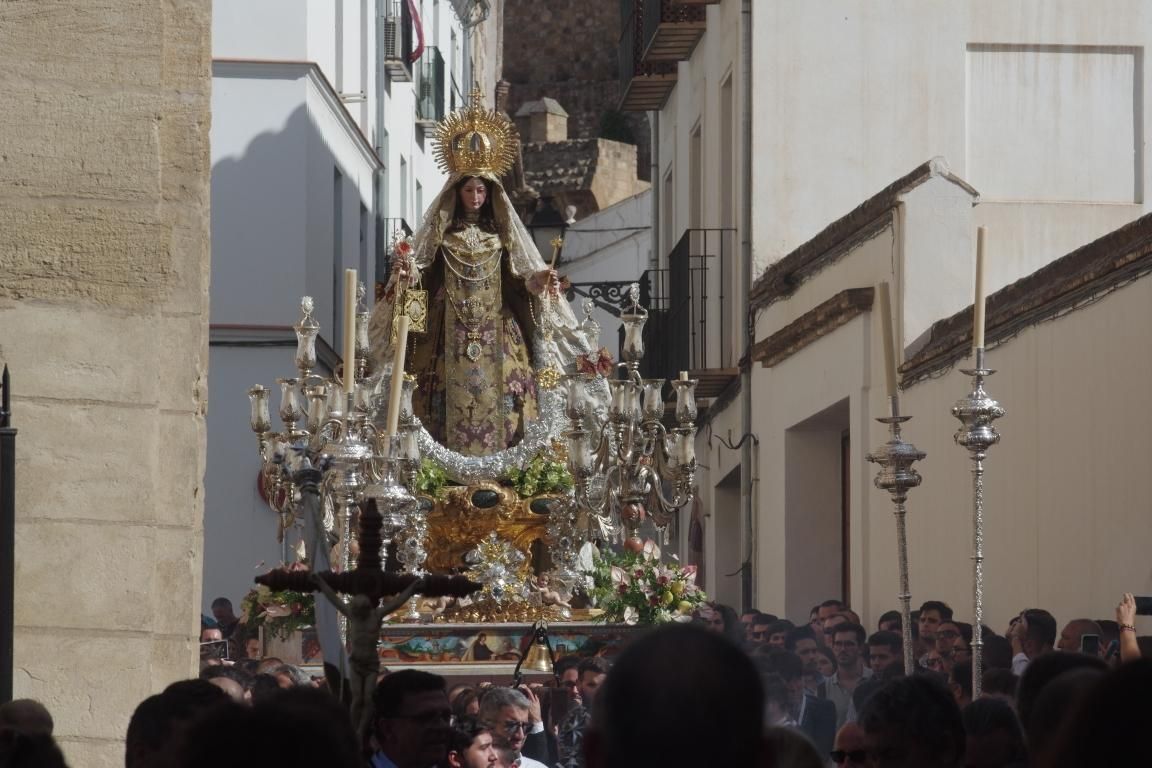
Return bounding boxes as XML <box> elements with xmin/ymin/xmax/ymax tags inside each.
<box><xmin>240</xmin><ymin>573</ymin><xmax>315</xmax><ymax>641</ymax></box>
<box><xmin>505</xmin><ymin>453</ymin><xmax>573</xmax><ymax>498</ymax></box>
<box><xmin>577</xmin><ymin>347</ymin><xmax>615</xmax><ymax>378</ymax></box>
<box><xmin>585</xmin><ymin>541</ymin><xmax>706</xmax><ymax>625</ymax></box>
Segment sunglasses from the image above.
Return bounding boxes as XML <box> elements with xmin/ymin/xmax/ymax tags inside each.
<box><xmin>502</xmin><ymin>720</ymin><xmax>532</xmax><ymax>733</ymax></box>
<box><xmin>831</xmin><ymin>749</ymin><xmax>867</xmax><ymax>764</ymax></box>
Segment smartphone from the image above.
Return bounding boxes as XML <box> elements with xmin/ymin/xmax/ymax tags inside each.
<box><xmin>1080</xmin><ymin>634</ymin><xmax>1100</xmax><ymax>656</ymax></box>
<box><xmin>1104</xmin><ymin>639</ymin><xmax>1120</xmax><ymax>660</ymax></box>
<box><xmin>1134</xmin><ymin>596</ymin><xmax>1152</xmax><ymax>616</ymax></box>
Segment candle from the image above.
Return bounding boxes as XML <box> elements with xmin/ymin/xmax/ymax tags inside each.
<box><xmin>343</xmin><ymin>269</ymin><xmax>357</xmax><ymax>394</ymax></box>
<box><xmin>679</xmin><ymin>370</ymin><xmax>688</xmax><ymax>382</ymax></box>
<box><xmin>973</xmin><ymin>227</ymin><xmax>987</xmax><ymax>351</ymax></box>
<box><xmin>877</xmin><ymin>282</ymin><xmax>898</xmax><ymax>398</ymax></box>
<box><xmin>385</xmin><ymin>314</ymin><xmax>411</xmax><ymax>437</ymax></box>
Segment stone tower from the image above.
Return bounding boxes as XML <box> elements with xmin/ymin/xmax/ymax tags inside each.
<box><xmin>0</xmin><ymin>1</ymin><xmax>212</xmax><ymax>764</ymax></box>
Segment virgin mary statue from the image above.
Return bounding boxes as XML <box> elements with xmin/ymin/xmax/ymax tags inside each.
<box><xmin>368</xmin><ymin>88</ymin><xmax>591</xmax><ymax>460</ymax></box>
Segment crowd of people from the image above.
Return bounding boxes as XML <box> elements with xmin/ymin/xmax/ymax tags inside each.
<box><xmin>1</xmin><ymin>592</ymin><xmax>1150</xmax><ymax>767</ymax></box>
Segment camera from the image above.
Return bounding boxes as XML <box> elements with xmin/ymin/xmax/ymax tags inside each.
<box><xmin>200</xmin><ymin>639</ymin><xmax>229</xmax><ymax>661</ymax></box>
<box><xmin>1134</xmin><ymin>596</ymin><xmax>1152</xmax><ymax>616</ymax></box>
<box><xmin>1080</xmin><ymin>634</ymin><xmax>1100</xmax><ymax>656</ymax></box>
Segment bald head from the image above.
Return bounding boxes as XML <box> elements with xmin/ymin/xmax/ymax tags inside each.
<box><xmin>834</xmin><ymin>721</ymin><xmax>865</xmax><ymax>751</ymax></box>
<box><xmin>1058</xmin><ymin>619</ymin><xmax>1102</xmax><ymax>653</ymax></box>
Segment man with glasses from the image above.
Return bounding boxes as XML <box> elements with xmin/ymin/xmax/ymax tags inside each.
<box><xmin>558</xmin><ymin>657</ymin><xmax>609</xmax><ymax>768</ymax></box>
<box><xmin>821</xmin><ymin>622</ymin><xmax>872</xmax><ymax>729</ymax></box>
<box><xmin>371</xmin><ymin>669</ymin><xmax>453</xmax><ymax>768</ymax></box>
<box><xmin>830</xmin><ymin>721</ymin><xmax>867</xmax><ymax>767</ymax></box>
<box><xmin>478</xmin><ymin>687</ymin><xmax>549</xmax><ymax>768</ymax></box>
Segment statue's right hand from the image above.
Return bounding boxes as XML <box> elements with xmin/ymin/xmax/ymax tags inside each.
<box><xmin>391</xmin><ymin>255</ymin><xmax>411</xmax><ymax>282</ymax></box>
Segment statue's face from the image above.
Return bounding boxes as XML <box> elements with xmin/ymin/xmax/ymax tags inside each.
<box><xmin>458</xmin><ymin>177</ymin><xmax>487</xmax><ymax>212</ymax></box>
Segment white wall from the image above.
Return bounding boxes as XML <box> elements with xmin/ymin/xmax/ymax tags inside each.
<box><xmin>560</xmin><ymin>190</ymin><xmax>652</xmax><ymax>351</ymax></box>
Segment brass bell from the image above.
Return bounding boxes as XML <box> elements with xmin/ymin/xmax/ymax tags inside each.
<box><xmin>513</xmin><ymin>621</ymin><xmax>555</xmax><ymax>684</ymax></box>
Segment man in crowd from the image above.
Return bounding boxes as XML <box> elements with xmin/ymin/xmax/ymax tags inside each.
<box><xmin>445</xmin><ymin>716</ymin><xmax>500</xmax><ymax>768</ymax></box>
<box><xmin>1010</xmin><ymin>608</ymin><xmax>1057</xmax><ymax>675</ymax></box>
<box><xmin>758</xmin><ymin>649</ymin><xmax>836</xmax><ymax>756</ymax></box>
<box><xmin>817</xmin><ymin>600</ymin><xmax>846</xmax><ymax>644</ymax></box>
<box><xmin>917</xmin><ymin>600</ymin><xmax>953</xmax><ymax>657</ymax></box>
<box><xmin>877</xmin><ymin>610</ymin><xmax>902</xmax><ymax>633</ymax></box>
<box><xmin>583</xmin><ymin>623</ymin><xmax>768</xmax><ymax>767</ymax></box>
<box><xmin>1056</xmin><ymin>617</ymin><xmax>1103</xmax><ymax>654</ymax></box>
<box><xmin>934</xmin><ymin>620</ymin><xmax>968</xmax><ymax>674</ymax></box>
<box><xmin>765</xmin><ymin>619</ymin><xmax>794</xmax><ymax>650</ymax></box>
<box><xmin>211</xmin><ymin>596</ymin><xmax>241</xmax><ymax>639</ymax></box>
<box><xmin>748</xmin><ymin>613</ymin><xmax>775</xmax><ymax>650</ymax></box>
<box><xmin>831</xmin><ymin>721</ymin><xmax>867</xmax><ymax>767</ymax></box>
<box><xmin>478</xmin><ymin>687</ymin><xmax>549</xmax><ymax>768</ymax></box>
<box><xmin>822</xmin><ymin>612</ymin><xmax>849</xmax><ymax>647</ymax></box>
<box><xmin>948</xmin><ymin>659</ymin><xmax>973</xmax><ymax>710</ymax></box>
<box><xmin>822</xmin><ymin>622</ymin><xmax>872</xmax><ymax>729</ymax></box>
<box><xmin>859</xmin><ymin>675</ymin><xmax>965</xmax><ymax>768</ymax></box>
<box><xmin>866</xmin><ymin>630</ymin><xmax>903</xmax><ymax>678</ymax></box>
<box><xmin>558</xmin><ymin>657</ymin><xmax>609</xmax><ymax>768</ymax></box>
<box><xmin>785</xmin><ymin>625</ymin><xmax>822</xmax><ymax>693</ymax></box>
<box><xmin>371</xmin><ymin>669</ymin><xmax>452</xmax><ymax>768</ymax></box>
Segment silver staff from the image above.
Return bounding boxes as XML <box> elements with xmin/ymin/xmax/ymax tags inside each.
<box><xmin>952</xmin><ymin>347</ymin><xmax>1005</xmax><ymax>699</ymax></box>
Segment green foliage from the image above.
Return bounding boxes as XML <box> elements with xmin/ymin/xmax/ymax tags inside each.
<box><xmin>600</xmin><ymin>109</ymin><xmax>636</xmax><ymax>144</ymax></box>
<box><xmin>505</xmin><ymin>453</ymin><xmax>573</xmax><ymax>498</ymax></box>
<box><xmin>414</xmin><ymin>459</ymin><xmax>449</xmax><ymax>498</ymax></box>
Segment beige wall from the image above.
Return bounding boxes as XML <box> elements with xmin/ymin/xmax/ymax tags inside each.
<box><xmin>0</xmin><ymin>2</ymin><xmax>211</xmax><ymax>765</ymax></box>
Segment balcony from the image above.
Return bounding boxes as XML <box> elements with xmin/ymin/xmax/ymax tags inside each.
<box><xmin>618</xmin><ymin>0</ymin><xmax>679</xmax><ymax>111</ymax></box>
<box><xmin>642</xmin><ymin>0</ymin><xmax>706</xmax><ymax>62</ymax></box>
<box><xmin>415</xmin><ymin>46</ymin><xmax>445</xmax><ymax>128</ymax></box>
<box><xmin>639</xmin><ymin>228</ymin><xmax>738</xmax><ymax>399</ymax></box>
<box><xmin>382</xmin><ymin>0</ymin><xmax>413</xmax><ymax>82</ymax></box>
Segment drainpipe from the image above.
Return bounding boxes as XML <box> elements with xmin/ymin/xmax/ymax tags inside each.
<box><xmin>649</xmin><ymin>111</ymin><xmax>660</xmax><ymax>271</ymax></box>
<box><xmin>739</xmin><ymin>0</ymin><xmax>754</xmax><ymax>611</ymax></box>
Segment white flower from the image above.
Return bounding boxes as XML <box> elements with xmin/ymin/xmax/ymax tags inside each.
<box><xmin>623</xmin><ymin>606</ymin><xmax>639</xmax><ymax>626</ymax></box>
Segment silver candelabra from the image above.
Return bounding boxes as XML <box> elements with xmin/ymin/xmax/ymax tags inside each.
<box><xmin>562</xmin><ymin>284</ymin><xmax>697</xmax><ymax>550</ymax></box>
<box><xmin>866</xmin><ymin>394</ymin><xmax>926</xmax><ymax>676</ymax></box>
<box><xmin>951</xmin><ymin>346</ymin><xmax>1005</xmax><ymax>699</ymax></box>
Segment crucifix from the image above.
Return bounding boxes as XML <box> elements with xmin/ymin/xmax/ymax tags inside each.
<box><xmin>255</xmin><ymin>474</ymin><xmax>480</xmax><ymax>740</ymax></box>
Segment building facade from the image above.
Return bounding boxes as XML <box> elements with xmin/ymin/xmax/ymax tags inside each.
<box><xmin>205</xmin><ymin>0</ymin><xmax>499</xmax><ymax>614</ymax></box>
<box><xmin>626</xmin><ymin>0</ymin><xmax>1152</xmax><ymax>627</ymax></box>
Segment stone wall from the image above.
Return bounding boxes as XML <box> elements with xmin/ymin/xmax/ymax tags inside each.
<box><xmin>501</xmin><ymin>0</ymin><xmax>650</xmax><ymax>180</ymax></box>
<box><xmin>0</xmin><ymin>1</ymin><xmax>212</xmax><ymax>765</ymax></box>
<box><xmin>523</xmin><ymin>138</ymin><xmax>650</xmax><ymax>215</ymax></box>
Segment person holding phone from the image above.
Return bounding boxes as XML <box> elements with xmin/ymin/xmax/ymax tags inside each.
<box><xmin>1056</xmin><ymin>618</ymin><xmax>1103</xmax><ymax>655</ymax></box>
<box><xmin>1116</xmin><ymin>592</ymin><xmax>1144</xmax><ymax>662</ymax></box>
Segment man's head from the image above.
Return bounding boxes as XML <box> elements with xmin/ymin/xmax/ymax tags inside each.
<box><xmin>200</xmin><ymin>626</ymin><xmax>223</xmax><ymax>644</ymax></box>
<box><xmin>755</xmin><ymin>649</ymin><xmax>805</xmax><ymax>709</ymax></box>
<box><xmin>917</xmin><ymin>601</ymin><xmax>953</xmax><ymax>643</ymax></box>
<box><xmin>948</xmin><ymin>659</ymin><xmax>973</xmax><ymax>709</ymax></box>
<box><xmin>0</xmin><ymin>699</ymin><xmax>54</xmax><ymax>736</ymax></box>
<box><xmin>696</xmin><ymin>604</ymin><xmax>726</xmax><ymax>634</ymax></box>
<box><xmin>785</xmin><ymin>625</ymin><xmax>820</xmax><ymax>672</ymax></box>
<box><xmin>1020</xmin><ymin>609</ymin><xmax>1057</xmax><ymax>659</ymax></box>
<box><xmin>211</xmin><ymin>597</ymin><xmax>237</xmax><ymax>624</ymax></box>
<box><xmin>584</xmin><ymin>623</ymin><xmax>766</xmax><ymax>768</ymax></box>
<box><xmin>831</xmin><ymin>721</ymin><xmax>867</xmax><ymax>767</ymax></box>
<box><xmin>832</xmin><ymin>623</ymin><xmax>866</xmax><ymax>672</ymax></box>
<box><xmin>961</xmin><ymin>697</ymin><xmax>1025</xmax><ymax>768</ymax></box>
<box><xmin>576</xmin><ymin>657</ymin><xmax>609</xmax><ymax>708</ymax></box>
<box><xmin>446</xmin><ymin>716</ymin><xmax>499</xmax><ymax>768</ymax></box>
<box><xmin>742</xmin><ymin>610</ymin><xmax>763</xmax><ymax>639</ymax></box>
<box><xmin>554</xmin><ymin>657</ymin><xmax>581</xmax><ymax>701</ymax></box>
<box><xmin>126</xmin><ymin>680</ymin><xmax>229</xmax><ymax>768</ymax></box>
<box><xmin>822</xmin><ymin>612</ymin><xmax>850</xmax><ymax>645</ymax></box>
<box><xmin>372</xmin><ymin>669</ymin><xmax>450</xmax><ymax>768</ymax></box>
<box><xmin>859</xmin><ymin>676</ymin><xmax>965</xmax><ymax>768</ymax></box>
<box><xmin>749</xmin><ymin>614</ymin><xmax>774</xmax><ymax>647</ymax></box>
<box><xmin>878</xmin><ymin>610</ymin><xmax>902</xmax><ymax>634</ymax></box>
<box><xmin>1057</xmin><ymin>618</ymin><xmax>1103</xmax><ymax>654</ymax></box>
<box><xmin>866</xmin><ymin>631</ymin><xmax>902</xmax><ymax>676</ymax></box>
<box><xmin>477</xmin><ymin>687</ymin><xmax>533</xmax><ymax>755</ymax></box>
<box><xmin>765</xmin><ymin>620</ymin><xmax>794</xmax><ymax>649</ymax></box>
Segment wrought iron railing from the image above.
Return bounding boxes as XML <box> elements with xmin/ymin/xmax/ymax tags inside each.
<box><xmin>639</xmin><ymin>228</ymin><xmax>736</xmax><ymax>381</ymax></box>
<box><xmin>641</xmin><ymin>0</ymin><xmax>706</xmax><ymax>59</ymax></box>
<box><xmin>619</xmin><ymin>0</ymin><xmax>678</xmax><ymax>87</ymax></box>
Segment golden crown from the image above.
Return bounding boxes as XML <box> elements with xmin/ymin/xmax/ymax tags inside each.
<box><xmin>432</xmin><ymin>85</ymin><xmax>519</xmax><ymax>179</ymax></box>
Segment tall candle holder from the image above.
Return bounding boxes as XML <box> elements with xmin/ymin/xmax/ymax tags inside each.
<box><xmin>951</xmin><ymin>347</ymin><xmax>1005</xmax><ymax>699</ymax></box>
<box><xmin>866</xmin><ymin>395</ymin><xmax>926</xmax><ymax>676</ymax></box>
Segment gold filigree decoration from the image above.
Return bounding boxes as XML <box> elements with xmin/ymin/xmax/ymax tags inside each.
<box><xmin>433</xmin><ymin>85</ymin><xmax>519</xmax><ymax>179</ymax></box>
<box><xmin>536</xmin><ymin>366</ymin><xmax>561</xmax><ymax>390</ymax></box>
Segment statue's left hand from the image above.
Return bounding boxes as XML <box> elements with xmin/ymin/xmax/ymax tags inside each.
<box><xmin>528</xmin><ymin>270</ymin><xmax>560</xmax><ymax>297</ymax></box>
